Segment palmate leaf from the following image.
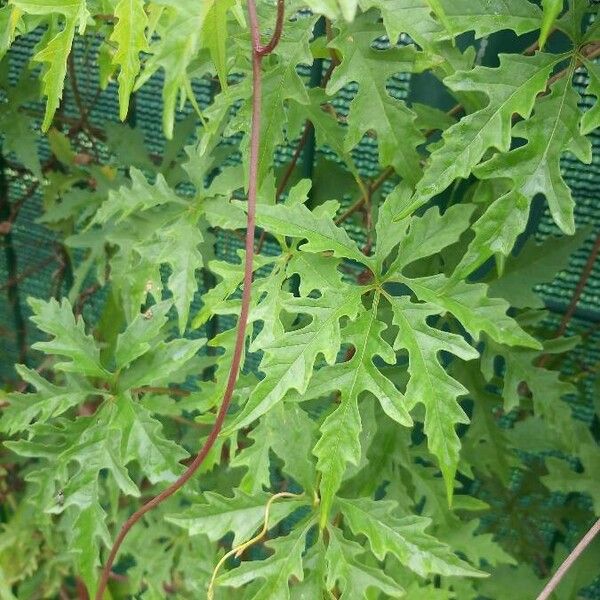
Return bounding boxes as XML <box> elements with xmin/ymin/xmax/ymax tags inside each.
<box><xmin>456</xmin><ymin>77</ymin><xmax>592</xmax><ymax>277</ymax></box>
<box><xmin>216</xmin><ymin>518</ymin><xmax>315</xmax><ymax>600</ymax></box>
<box><xmin>325</xmin><ymin>526</ymin><xmax>404</xmax><ymax>598</ymax></box>
<box><xmin>12</xmin><ymin>0</ymin><xmax>88</xmax><ymax>130</ymax></box>
<box><xmin>7</xmin><ymin>396</ymin><xmax>186</xmax><ymax>595</ymax></box>
<box><xmin>110</xmin><ymin>0</ymin><xmax>149</xmax><ymax>121</ymax></box>
<box><xmin>389</xmin><ymin>297</ymin><xmax>477</xmax><ymax>499</ymax></box>
<box><xmin>28</xmin><ymin>297</ymin><xmax>110</xmax><ymax>379</ymax></box>
<box><xmin>336</xmin><ymin>497</ymin><xmax>484</xmax><ymax>578</ymax></box>
<box><xmin>167</xmin><ymin>489</ymin><xmax>307</xmax><ymax>547</ymax></box>
<box><xmin>398</xmin><ymin>52</ymin><xmax>566</xmax><ymax>219</ymax></box>
<box><xmin>326</xmin><ymin>14</ymin><xmax>435</xmax><ymax>185</ymax></box>
<box><xmin>308</xmin><ymin>305</ymin><xmax>411</xmax><ymax>524</ymax></box>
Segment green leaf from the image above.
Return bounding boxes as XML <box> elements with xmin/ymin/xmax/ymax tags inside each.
<box><xmin>117</xmin><ymin>337</ymin><xmax>205</xmax><ymax>390</ymax></box>
<box><xmin>304</xmin><ymin>0</ymin><xmax>358</xmax><ymax>21</ymax></box>
<box><xmin>225</xmin><ymin>280</ymin><xmax>363</xmax><ymax>433</ymax></box>
<box><xmin>216</xmin><ymin>518</ymin><xmax>315</xmax><ymax>599</ymax></box>
<box><xmin>114</xmin><ymin>300</ymin><xmax>173</xmax><ymax>369</ymax></box>
<box><xmin>398</xmin><ymin>52</ymin><xmax>565</xmax><ymax>219</ymax></box>
<box><xmin>202</xmin><ymin>0</ymin><xmax>234</xmax><ymax>90</ymax></box>
<box><xmin>487</xmin><ymin>229</ymin><xmax>589</xmax><ymax>309</ymax></box>
<box><xmin>581</xmin><ymin>58</ymin><xmax>600</xmax><ymax>135</ymax></box>
<box><xmin>539</xmin><ymin>0</ymin><xmax>563</xmax><ymax>49</ymax></box>
<box><xmin>472</xmin><ymin>76</ymin><xmax>591</xmax><ymax>240</ymax></box>
<box><xmin>134</xmin><ymin>0</ymin><xmax>210</xmax><ymax>137</ymax></box>
<box><xmin>389</xmin><ymin>297</ymin><xmax>477</xmax><ymax>500</ymax></box>
<box><xmin>325</xmin><ymin>526</ymin><xmax>404</xmax><ymax>598</ymax></box>
<box><xmin>255</xmin><ymin>194</ymin><xmax>371</xmax><ymax>267</ymax></box>
<box><xmin>311</xmin><ymin>303</ymin><xmax>412</xmax><ymax>524</ymax></box>
<box><xmin>0</xmin><ymin>365</ymin><xmax>96</xmax><ymax>435</ymax></box>
<box><xmin>12</xmin><ymin>0</ymin><xmax>88</xmax><ymax>130</ymax></box>
<box><xmin>336</xmin><ymin>497</ymin><xmax>485</xmax><ymax>578</ymax></box>
<box><xmin>167</xmin><ymin>490</ymin><xmax>307</xmax><ymax>547</ymax></box>
<box><xmin>384</xmin><ymin>202</ymin><xmax>475</xmax><ymax>275</ymax></box>
<box><xmin>110</xmin><ymin>0</ymin><xmax>149</xmax><ymax>121</ymax></box>
<box><xmin>397</xmin><ymin>274</ymin><xmax>541</xmax><ymax>348</ymax></box>
<box><xmin>115</xmin><ymin>397</ymin><xmax>188</xmax><ymax>484</ymax></box>
<box><xmin>326</xmin><ymin>15</ymin><xmax>436</xmax><ymax>185</ymax></box>
<box><xmin>28</xmin><ymin>297</ymin><xmax>110</xmax><ymax>379</ymax></box>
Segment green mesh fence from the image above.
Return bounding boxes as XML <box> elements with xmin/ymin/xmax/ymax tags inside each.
<box><xmin>1</xmin><ymin>23</ymin><xmax>600</xmax><ymax>597</ymax></box>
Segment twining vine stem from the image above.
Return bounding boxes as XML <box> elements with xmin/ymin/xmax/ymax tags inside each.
<box><xmin>93</xmin><ymin>2</ymin><xmax>285</xmax><ymax>598</ymax></box>
<box><xmin>536</xmin><ymin>518</ymin><xmax>600</xmax><ymax>600</ymax></box>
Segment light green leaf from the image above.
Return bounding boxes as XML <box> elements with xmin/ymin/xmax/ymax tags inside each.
<box><xmin>255</xmin><ymin>194</ymin><xmax>370</xmax><ymax>267</ymax></box>
<box><xmin>398</xmin><ymin>274</ymin><xmax>541</xmax><ymax>348</ymax></box>
<box><xmin>28</xmin><ymin>297</ymin><xmax>110</xmax><ymax>379</ymax></box>
<box><xmin>325</xmin><ymin>526</ymin><xmax>404</xmax><ymax>598</ymax></box>
<box><xmin>167</xmin><ymin>490</ymin><xmax>306</xmax><ymax>547</ymax></box>
<box><xmin>337</xmin><ymin>497</ymin><xmax>485</xmax><ymax>578</ymax></box>
<box><xmin>117</xmin><ymin>337</ymin><xmax>205</xmax><ymax>390</ymax></box>
<box><xmin>581</xmin><ymin>58</ymin><xmax>600</xmax><ymax>135</ymax></box>
<box><xmin>304</xmin><ymin>0</ymin><xmax>358</xmax><ymax>21</ymax></box>
<box><xmin>216</xmin><ymin>518</ymin><xmax>315</xmax><ymax>599</ymax></box>
<box><xmin>539</xmin><ymin>0</ymin><xmax>563</xmax><ymax>49</ymax></box>
<box><xmin>110</xmin><ymin>0</ymin><xmax>149</xmax><ymax>121</ymax></box>
<box><xmin>225</xmin><ymin>282</ymin><xmax>362</xmax><ymax>433</ymax></box>
<box><xmin>0</xmin><ymin>365</ymin><xmax>96</xmax><ymax>435</ymax></box>
<box><xmin>311</xmin><ymin>305</ymin><xmax>412</xmax><ymax>524</ymax></box>
<box><xmin>114</xmin><ymin>300</ymin><xmax>173</xmax><ymax>369</ymax></box>
<box><xmin>399</xmin><ymin>53</ymin><xmax>565</xmax><ymax>219</ymax></box>
<box><xmin>202</xmin><ymin>0</ymin><xmax>234</xmax><ymax>90</ymax></box>
<box><xmin>470</xmin><ymin>76</ymin><xmax>591</xmax><ymax>245</ymax></box>
<box><xmin>12</xmin><ymin>0</ymin><xmax>89</xmax><ymax>130</ymax></box>
<box><xmin>327</xmin><ymin>15</ymin><xmax>435</xmax><ymax>185</ymax></box>
<box><xmin>389</xmin><ymin>297</ymin><xmax>477</xmax><ymax>500</ymax></box>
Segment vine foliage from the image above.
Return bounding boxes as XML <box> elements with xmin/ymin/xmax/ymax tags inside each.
<box><xmin>1</xmin><ymin>1</ymin><xmax>599</xmax><ymax>598</ymax></box>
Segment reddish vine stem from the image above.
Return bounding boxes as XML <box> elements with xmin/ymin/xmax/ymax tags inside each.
<box><xmin>536</xmin><ymin>518</ymin><xmax>600</xmax><ymax>600</ymax></box>
<box><xmin>93</xmin><ymin>2</ymin><xmax>280</xmax><ymax>598</ymax></box>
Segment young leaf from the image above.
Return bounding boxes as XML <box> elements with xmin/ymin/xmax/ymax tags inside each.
<box><xmin>12</xmin><ymin>0</ymin><xmax>88</xmax><ymax>129</ymax></box>
<box><xmin>28</xmin><ymin>298</ymin><xmax>110</xmax><ymax>379</ymax></box>
<box><xmin>110</xmin><ymin>0</ymin><xmax>149</xmax><ymax>121</ymax></box>
<box><xmin>336</xmin><ymin>497</ymin><xmax>485</xmax><ymax>578</ymax></box>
